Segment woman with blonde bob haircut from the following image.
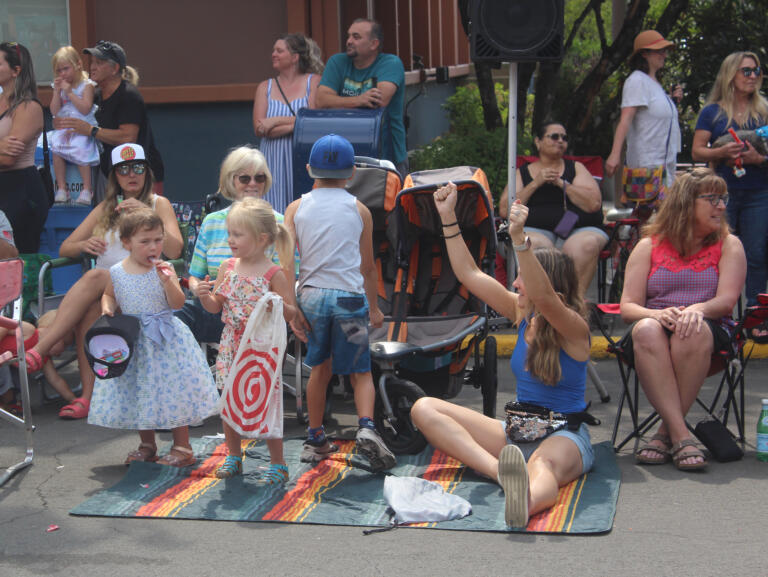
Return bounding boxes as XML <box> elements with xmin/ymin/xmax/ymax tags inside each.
<box><xmin>693</xmin><ymin>51</ymin><xmax>768</xmax><ymax>339</ymax></box>
<box><xmin>620</xmin><ymin>168</ymin><xmax>746</xmax><ymax>471</ymax></box>
<box><xmin>176</xmin><ymin>146</ymin><xmax>283</xmax><ymax>343</ymax></box>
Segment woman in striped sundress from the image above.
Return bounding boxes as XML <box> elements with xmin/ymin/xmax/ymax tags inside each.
<box><xmin>253</xmin><ymin>34</ymin><xmax>323</xmax><ymax>213</ymax></box>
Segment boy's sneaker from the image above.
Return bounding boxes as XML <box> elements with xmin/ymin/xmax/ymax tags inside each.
<box><xmin>75</xmin><ymin>189</ymin><xmax>92</xmax><ymax>206</ymax></box>
<box><xmin>300</xmin><ymin>439</ymin><xmax>339</xmax><ymax>463</ymax></box>
<box><xmin>355</xmin><ymin>427</ymin><xmax>396</xmax><ymax>471</ymax></box>
<box><xmin>54</xmin><ymin>189</ymin><xmax>68</xmax><ymax>203</ymax></box>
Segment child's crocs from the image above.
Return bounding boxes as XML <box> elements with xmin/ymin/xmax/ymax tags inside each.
<box><xmin>59</xmin><ymin>397</ymin><xmax>90</xmax><ymax>419</ymax></box>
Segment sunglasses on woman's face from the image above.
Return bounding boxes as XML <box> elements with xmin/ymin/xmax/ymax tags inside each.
<box><xmin>236</xmin><ymin>173</ymin><xmax>267</xmax><ymax>185</ymax></box>
<box><xmin>740</xmin><ymin>66</ymin><xmax>762</xmax><ymax>78</ymax></box>
<box><xmin>116</xmin><ymin>162</ymin><xmax>147</xmax><ymax>176</ymax></box>
<box><xmin>545</xmin><ymin>133</ymin><xmax>568</xmax><ymax>142</ymax></box>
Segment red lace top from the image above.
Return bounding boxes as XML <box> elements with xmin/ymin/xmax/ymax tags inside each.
<box><xmin>646</xmin><ymin>236</ymin><xmax>733</xmax><ymax>331</ymax></box>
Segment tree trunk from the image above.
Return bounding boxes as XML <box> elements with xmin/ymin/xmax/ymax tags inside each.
<box><xmin>475</xmin><ymin>62</ymin><xmax>503</xmax><ymax>131</ymax></box>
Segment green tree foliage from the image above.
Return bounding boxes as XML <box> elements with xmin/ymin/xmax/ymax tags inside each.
<box><xmin>410</xmin><ymin>83</ymin><xmax>524</xmax><ymax>198</ymax></box>
<box><xmin>413</xmin><ymin>1</ymin><xmax>768</xmax><ymax>181</ymax></box>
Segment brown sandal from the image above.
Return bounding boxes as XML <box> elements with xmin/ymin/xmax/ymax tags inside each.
<box><xmin>635</xmin><ymin>433</ymin><xmax>672</xmax><ymax>465</ymax></box>
<box><xmin>671</xmin><ymin>439</ymin><xmax>707</xmax><ymax>471</ymax></box>
<box><xmin>125</xmin><ymin>443</ymin><xmax>158</xmax><ymax>464</ymax></box>
<box><xmin>157</xmin><ymin>445</ymin><xmax>196</xmax><ymax>467</ymax></box>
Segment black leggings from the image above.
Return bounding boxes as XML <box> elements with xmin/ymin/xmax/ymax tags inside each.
<box><xmin>0</xmin><ymin>166</ymin><xmax>49</xmax><ymax>253</ymax></box>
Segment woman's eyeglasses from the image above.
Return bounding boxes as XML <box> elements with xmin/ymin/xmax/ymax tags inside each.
<box><xmin>545</xmin><ymin>133</ymin><xmax>568</xmax><ymax>142</ymax></box>
<box><xmin>116</xmin><ymin>162</ymin><xmax>147</xmax><ymax>176</ymax></box>
<box><xmin>236</xmin><ymin>174</ymin><xmax>267</xmax><ymax>185</ymax></box>
<box><xmin>740</xmin><ymin>66</ymin><xmax>762</xmax><ymax>78</ymax></box>
<box><xmin>697</xmin><ymin>193</ymin><xmax>729</xmax><ymax>207</ymax></box>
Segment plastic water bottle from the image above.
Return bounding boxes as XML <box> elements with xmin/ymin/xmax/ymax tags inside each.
<box><xmin>758</xmin><ymin>399</ymin><xmax>768</xmax><ymax>462</ymax></box>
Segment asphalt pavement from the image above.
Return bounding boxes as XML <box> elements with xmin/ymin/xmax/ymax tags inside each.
<box><xmin>2</xmin><ymin>346</ymin><xmax>767</xmax><ymax>577</ymax></box>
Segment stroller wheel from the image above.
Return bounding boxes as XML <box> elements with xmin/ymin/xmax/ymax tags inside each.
<box><xmin>374</xmin><ymin>378</ymin><xmax>428</xmax><ymax>455</ymax></box>
<box><xmin>482</xmin><ymin>336</ymin><xmax>498</xmax><ymax>418</ymax></box>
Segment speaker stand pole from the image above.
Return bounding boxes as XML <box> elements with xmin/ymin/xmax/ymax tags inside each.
<box><xmin>506</xmin><ymin>62</ymin><xmax>518</xmax><ymax>289</ymax></box>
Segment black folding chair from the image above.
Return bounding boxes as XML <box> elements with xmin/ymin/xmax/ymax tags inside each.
<box><xmin>593</xmin><ymin>299</ymin><xmax>768</xmax><ymax>452</ymax></box>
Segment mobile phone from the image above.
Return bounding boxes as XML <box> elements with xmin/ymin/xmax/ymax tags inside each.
<box><xmin>371</xmin><ymin>76</ymin><xmax>378</xmax><ymax>88</ymax></box>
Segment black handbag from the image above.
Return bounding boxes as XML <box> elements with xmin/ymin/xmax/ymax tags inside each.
<box><xmin>693</xmin><ymin>417</ymin><xmax>743</xmax><ymax>462</ymax></box>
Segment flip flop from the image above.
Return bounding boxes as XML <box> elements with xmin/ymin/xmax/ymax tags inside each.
<box><xmin>59</xmin><ymin>397</ymin><xmax>90</xmax><ymax>420</ymax></box>
<box><xmin>24</xmin><ymin>349</ymin><xmax>46</xmax><ymax>373</ymax></box>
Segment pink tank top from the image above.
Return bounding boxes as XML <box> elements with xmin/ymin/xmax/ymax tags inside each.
<box><xmin>0</xmin><ymin>103</ymin><xmax>40</xmax><ymax>171</ymax></box>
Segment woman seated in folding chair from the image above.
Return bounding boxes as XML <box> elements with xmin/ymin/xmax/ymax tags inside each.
<box><xmin>18</xmin><ymin>143</ymin><xmax>182</xmax><ymax>419</ymax></box>
<box><xmin>412</xmin><ymin>183</ymin><xmax>597</xmax><ymax>528</ymax></box>
<box><xmin>621</xmin><ymin>168</ymin><xmax>746</xmax><ymax>471</ymax></box>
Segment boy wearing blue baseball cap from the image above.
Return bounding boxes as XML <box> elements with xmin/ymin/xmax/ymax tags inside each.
<box><xmin>285</xmin><ymin>134</ymin><xmax>395</xmax><ymax>471</ymax></box>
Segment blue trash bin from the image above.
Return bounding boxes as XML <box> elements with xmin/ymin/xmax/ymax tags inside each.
<box><xmin>292</xmin><ymin>108</ymin><xmax>384</xmax><ymax>200</ymax></box>
<box><xmin>38</xmin><ymin>206</ymin><xmax>92</xmax><ymax>293</ymax></box>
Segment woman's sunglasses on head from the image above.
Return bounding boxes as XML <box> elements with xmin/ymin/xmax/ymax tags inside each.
<box><xmin>116</xmin><ymin>162</ymin><xmax>147</xmax><ymax>176</ymax></box>
<box><xmin>236</xmin><ymin>174</ymin><xmax>267</xmax><ymax>185</ymax></box>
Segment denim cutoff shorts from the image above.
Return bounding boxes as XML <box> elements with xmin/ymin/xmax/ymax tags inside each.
<box><xmin>499</xmin><ymin>420</ymin><xmax>595</xmax><ymax>474</ymax></box>
<box><xmin>297</xmin><ymin>287</ymin><xmax>371</xmax><ymax>374</ymax></box>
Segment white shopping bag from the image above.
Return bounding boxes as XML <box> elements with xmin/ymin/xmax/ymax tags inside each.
<box><xmin>219</xmin><ymin>292</ymin><xmax>286</xmax><ymax>439</ymax></box>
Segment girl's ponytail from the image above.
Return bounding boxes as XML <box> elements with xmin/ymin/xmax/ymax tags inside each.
<box><xmin>274</xmin><ymin>223</ymin><xmax>295</xmax><ymax>279</ymax></box>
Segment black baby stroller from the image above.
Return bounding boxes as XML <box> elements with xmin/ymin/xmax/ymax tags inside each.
<box><xmin>367</xmin><ymin>166</ymin><xmax>499</xmax><ymax>454</ymax></box>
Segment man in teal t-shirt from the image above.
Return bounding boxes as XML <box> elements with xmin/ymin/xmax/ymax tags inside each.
<box><xmin>317</xmin><ymin>18</ymin><xmax>406</xmax><ymax>173</ymax></box>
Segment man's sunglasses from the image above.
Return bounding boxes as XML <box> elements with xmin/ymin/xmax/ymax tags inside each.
<box><xmin>545</xmin><ymin>133</ymin><xmax>568</xmax><ymax>142</ymax></box>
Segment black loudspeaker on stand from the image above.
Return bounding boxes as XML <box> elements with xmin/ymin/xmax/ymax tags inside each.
<box><xmin>469</xmin><ymin>0</ymin><xmax>564</xmax><ymax>63</ymax></box>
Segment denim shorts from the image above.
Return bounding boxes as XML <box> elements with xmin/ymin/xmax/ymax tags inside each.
<box><xmin>499</xmin><ymin>421</ymin><xmax>595</xmax><ymax>474</ymax></box>
<box><xmin>297</xmin><ymin>287</ymin><xmax>371</xmax><ymax>374</ymax></box>
<box><xmin>525</xmin><ymin>225</ymin><xmax>609</xmax><ymax>249</ymax></box>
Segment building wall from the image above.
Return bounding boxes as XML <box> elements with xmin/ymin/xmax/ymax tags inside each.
<box><xmin>150</xmin><ymin>80</ymin><xmax>455</xmax><ymax>201</ymax></box>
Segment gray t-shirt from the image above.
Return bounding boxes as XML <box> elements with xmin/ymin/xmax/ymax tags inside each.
<box><xmin>621</xmin><ymin>70</ymin><xmax>681</xmax><ymax>186</ymax></box>
<box><xmin>0</xmin><ymin>210</ymin><xmax>15</xmax><ymax>247</ymax></box>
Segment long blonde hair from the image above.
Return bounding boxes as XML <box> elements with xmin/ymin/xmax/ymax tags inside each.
<box><xmin>525</xmin><ymin>248</ymin><xmax>586</xmax><ymax>386</ymax></box>
<box><xmin>706</xmin><ymin>51</ymin><xmax>768</xmax><ymax>127</ymax></box>
<box><xmin>226</xmin><ymin>198</ymin><xmax>293</xmax><ymax>271</ymax></box>
<box><xmin>643</xmin><ymin>167</ymin><xmax>729</xmax><ymax>257</ymax></box>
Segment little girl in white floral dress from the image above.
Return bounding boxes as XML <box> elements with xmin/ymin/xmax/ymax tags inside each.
<box><xmin>88</xmin><ymin>209</ymin><xmax>219</xmax><ymax>467</ymax></box>
<box><xmin>198</xmin><ymin>197</ymin><xmax>296</xmax><ymax>482</ymax></box>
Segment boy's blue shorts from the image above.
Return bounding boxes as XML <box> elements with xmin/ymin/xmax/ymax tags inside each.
<box><xmin>297</xmin><ymin>287</ymin><xmax>371</xmax><ymax>375</ymax></box>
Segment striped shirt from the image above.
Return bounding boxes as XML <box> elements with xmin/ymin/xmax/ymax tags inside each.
<box><xmin>261</xmin><ymin>75</ymin><xmax>313</xmax><ymax>213</ymax></box>
<box><xmin>189</xmin><ymin>206</ymin><xmax>284</xmax><ymax>280</ymax></box>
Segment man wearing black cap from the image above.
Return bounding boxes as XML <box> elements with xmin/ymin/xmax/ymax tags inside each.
<box><xmin>53</xmin><ymin>40</ymin><xmax>164</xmax><ymax>197</ymax></box>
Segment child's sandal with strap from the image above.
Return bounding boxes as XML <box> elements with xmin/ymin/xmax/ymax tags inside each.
<box><xmin>259</xmin><ymin>463</ymin><xmax>289</xmax><ymax>485</ymax></box>
<box><xmin>215</xmin><ymin>455</ymin><xmax>243</xmax><ymax>478</ymax></box>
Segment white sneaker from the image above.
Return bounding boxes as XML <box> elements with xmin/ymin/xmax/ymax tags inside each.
<box><xmin>75</xmin><ymin>189</ymin><xmax>92</xmax><ymax>205</ymax></box>
<box><xmin>498</xmin><ymin>444</ymin><xmax>529</xmax><ymax>528</ymax></box>
<box><xmin>54</xmin><ymin>189</ymin><xmax>68</xmax><ymax>203</ymax></box>
<box><xmin>355</xmin><ymin>427</ymin><xmax>396</xmax><ymax>471</ymax></box>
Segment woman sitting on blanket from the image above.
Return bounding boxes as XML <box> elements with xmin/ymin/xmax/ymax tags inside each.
<box><xmin>411</xmin><ymin>183</ymin><xmax>596</xmax><ymax>528</ymax></box>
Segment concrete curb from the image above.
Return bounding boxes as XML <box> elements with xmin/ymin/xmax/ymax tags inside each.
<box><xmin>484</xmin><ymin>334</ymin><xmax>768</xmax><ymax>360</ymax></box>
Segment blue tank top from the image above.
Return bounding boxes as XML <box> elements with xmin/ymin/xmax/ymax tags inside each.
<box><xmin>510</xmin><ymin>318</ymin><xmax>587</xmax><ymax>413</ymax></box>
